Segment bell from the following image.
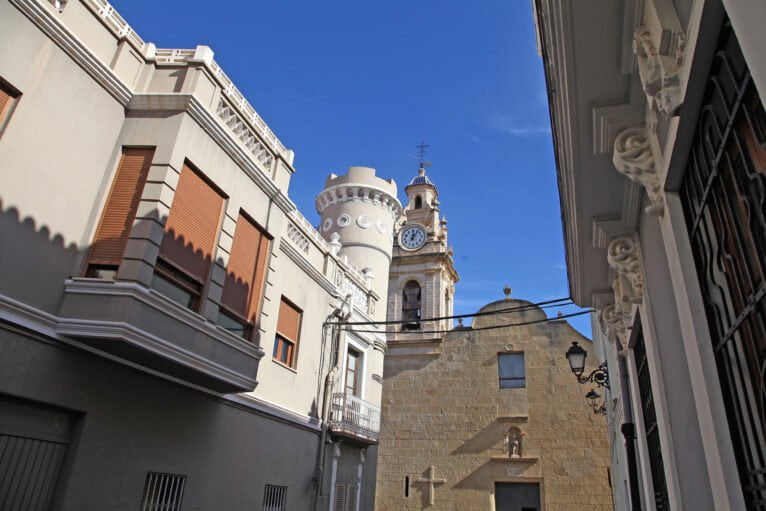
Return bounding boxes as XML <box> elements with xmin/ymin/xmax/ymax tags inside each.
<box><xmin>403</xmin><ymin>320</ymin><xmax>421</xmax><ymax>331</ymax></box>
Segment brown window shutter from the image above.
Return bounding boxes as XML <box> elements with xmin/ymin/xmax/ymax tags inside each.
<box><xmin>333</xmin><ymin>484</ymin><xmax>346</xmax><ymax>511</ymax></box>
<box><xmin>88</xmin><ymin>148</ymin><xmax>154</xmax><ymax>266</ymax></box>
<box><xmin>159</xmin><ymin>162</ymin><xmax>225</xmax><ymax>282</ymax></box>
<box><xmin>220</xmin><ymin>214</ymin><xmax>271</xmax><ymax>320</ymax></box>
<box><xmin>0</xmin><ymin>87</ymin><xmax>11</xmax><ymax>122</ymax></box>
<box><xmin>277</xmin><ymin>297</ymin><xmax>301</xmax><ymax>341</ymax></box>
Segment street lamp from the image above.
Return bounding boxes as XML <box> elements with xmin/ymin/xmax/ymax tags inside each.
<box><xmin>585</xmin><ymin>389</ymin><xmax>607</xmax><ymax>416</ymax></box>
<box><xmin>565</xmin><ymin>341</ymin><xmax>610</xmax><ymax>389</ymax></box>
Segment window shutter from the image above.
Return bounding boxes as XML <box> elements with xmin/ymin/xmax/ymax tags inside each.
<box><xmin>220</xmin><ymin>214</ymin><xmax>270</xmax><ymax>320</ymax></box>
<box><xmin>88</xmin><ymin>148</ymin><xmax>153</xmax><ymax>266</ymax></box>
<box><xmin>345</xmin><ymin>484</ymin><xmax>358</xmax><ymax>511</ymax></box>
<box><xmin>277</xmin><ymin>298</ymin><xmax>301</xmax><ymax>341</ymax></box>
<box><xmin>333</xmin><ymin>484</ymin><xmax>346</xmax><ymax>511</ymax></box>
<box><xmin>159</xmin><ymin>163</ymin><xmax>224</xmax><ymax>282</ymax></box>
<box><xmin>0</xmin><ymin>87</ymin><xmax>11</xmax><ymax>121</ymax></box>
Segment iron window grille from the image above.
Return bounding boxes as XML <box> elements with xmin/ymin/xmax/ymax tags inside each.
<box><xmin>262</xmin><ymin>484</ymin><xmax>287</xmax><ymax>511</ymax></box>
<box><xmin>679</xmin><ymin>19</ymin><xmax>766</xmax><ymax>509</ymax></box>
<box><xmin>140</xmin><ymin>472</ymin><xmax>185</xmax><ymax>511</ymax></box>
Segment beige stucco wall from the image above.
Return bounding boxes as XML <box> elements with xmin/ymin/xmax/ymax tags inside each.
<box><xmin>376</xmin><ymin>299</ymin><xmax>613</xmax><ymax>510</ymax></box>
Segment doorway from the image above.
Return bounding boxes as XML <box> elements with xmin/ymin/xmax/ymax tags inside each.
<box><xmin>495</xmin><ymin>482</ymin><xmax>540</xmax><ymax>511</ymax></box>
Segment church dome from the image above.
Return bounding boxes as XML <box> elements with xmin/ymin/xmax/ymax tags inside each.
<box><xmin>407</xmin><ymin>167</ymin><xmax>435</xmax><ymax>188</ymax></box>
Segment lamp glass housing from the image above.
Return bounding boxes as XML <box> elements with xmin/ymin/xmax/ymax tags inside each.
<box><xmin>566</xmin><ymin>341</ymin><xmax>587</xmax><ymax>377</ymax></box>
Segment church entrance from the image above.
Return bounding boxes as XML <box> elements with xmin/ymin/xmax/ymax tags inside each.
<box><xmin>494</xmin><ymin>482</ymin><xmax>540</xmax><ymax>511</ymax></box>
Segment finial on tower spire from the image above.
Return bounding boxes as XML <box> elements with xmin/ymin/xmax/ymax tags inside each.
<box><xmin>416</xmin><ymin>141</ymin><xmax>432</xmax><ymax>171</ymax></box>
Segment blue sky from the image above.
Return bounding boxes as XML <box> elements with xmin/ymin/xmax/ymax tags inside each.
<box><xmin>113</xmin><ymin>0</ymin><xmax>592</xmax><ymax>338</ymax></box>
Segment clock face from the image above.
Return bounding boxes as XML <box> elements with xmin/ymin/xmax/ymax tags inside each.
<box><xmin>400</xmin><ymin>225</ymin><xmax>426</xmax><ymax>250</ymax></box>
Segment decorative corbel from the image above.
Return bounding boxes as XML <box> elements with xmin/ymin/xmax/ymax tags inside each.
<box><xmin>633</xmin><ymin>25</ymin><xmax>684</xmax><ymax>117</ymax></box>
<box><xmin>600</xmin><ymin>304</ymin><xmax>629</xmax><ymax>350</ymax></box>
<box><xmin>607</xmin><ymin>236</ymin><xmax>644</xmax><ymax>305</ymax></box>
<box><xmin>613</xmin><ymin>127</ymin><xmax>665</xmax><ymax>216</ymax></box>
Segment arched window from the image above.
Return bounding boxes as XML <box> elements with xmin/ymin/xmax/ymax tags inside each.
<box><xmin>402</xmin><ymin>280</ymin><xmax>421</xmax><ymax>330</ymax></box>
<box><xmin>414</xmin><ymin>195</ymin><xmax>423</xmax><ymax>209</ymax></box>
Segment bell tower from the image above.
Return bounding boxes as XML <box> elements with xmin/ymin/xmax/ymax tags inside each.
<box><xmin>387</xmin><ymin>162</ymin><xmax>459</xmax><ymax>343</ymax></box>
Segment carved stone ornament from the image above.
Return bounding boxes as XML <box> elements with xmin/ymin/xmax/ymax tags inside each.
<box><xmin>633</xmin><ymin>26</ymin><xmax>684</xmax><ymax>117</ymax></box>
<box><xmin>613</xmin><ymin>127</ymin><xmax>665</xmax><ymax>216</ymax></box>
<box><xmin>600</xmin><ymin>304</ymin><xmax>629</xmax><ymax>349</ymax></box>
<box><xmin>607</xmin><ymin>236</ymin><xmax>644</xmax><ymax>306</ymax></box>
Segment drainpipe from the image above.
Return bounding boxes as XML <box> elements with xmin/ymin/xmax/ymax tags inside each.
<box><xmin>313</xmin><ymin>294</ymin><xmax>352</xmax><ymax>511</ymax></box>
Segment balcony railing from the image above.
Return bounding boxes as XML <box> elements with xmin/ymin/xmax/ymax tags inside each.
<box><xmin>330</xmin><ymin>393</ymin><xmax>380</xmax><ymax>443</ymax></box>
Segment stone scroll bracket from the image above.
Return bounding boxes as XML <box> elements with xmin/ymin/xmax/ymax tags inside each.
<box><xmin>613</xmin><ymin>126</ymin><xmax>665</xmax><ymax>217</ymax></box>
<box><xmin>599</xmin><ymin>235</ymin><xmax>645</xmax><ymax>349</ymax></box>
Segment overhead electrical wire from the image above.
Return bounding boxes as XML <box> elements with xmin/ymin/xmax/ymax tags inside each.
<box><xmin>342</xmin><ymin>310</ymin><xmax>594</xmax><ymax>335</ymax></box>
<box><xmin>327</xmin><ymin>296</ymin><xmax>574</xmax><ymax>327</ymax></box>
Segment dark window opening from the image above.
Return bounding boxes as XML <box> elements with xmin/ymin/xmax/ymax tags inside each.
<box><xmin>414</xmin><ymin>195</ymin><xmax>423</xmax><ymax>209</ymax></box>
<box><xmin>402</xmin><ymin>280</ymin><xmax>421</xmax><ymax>330</ymax></box>
<box><xmin>498</xmin><ymin>353</ymin><xmax>525</xmax><ymax>388</ymax></box>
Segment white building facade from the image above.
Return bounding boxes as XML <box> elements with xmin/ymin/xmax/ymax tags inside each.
<box><xmin>534</xmin><ymin>0</ymin><xmax>766</xmax><ymax>509</ymax></box>
<box><xmin>0</xmin><ymin>0</ymin><xmax>399</xmax><ymax>509</ymax></box>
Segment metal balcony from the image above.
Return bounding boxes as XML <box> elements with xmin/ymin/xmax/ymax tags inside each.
<box><xmin>329</xmin><ymin>393</ymin><xmax>380</xmax><ymax>444</ymax></box>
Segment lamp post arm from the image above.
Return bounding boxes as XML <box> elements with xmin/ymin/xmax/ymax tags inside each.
<box><xmin>577</xmin><ymin>362</ymin><xmax>610</xmax><ymax>389</ymax></box>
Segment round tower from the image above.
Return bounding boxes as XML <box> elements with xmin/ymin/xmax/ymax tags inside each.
<box><xmin>316</xmin><ymin>166</ymin><xmax>402</xmax><ymax>319</ymax></box>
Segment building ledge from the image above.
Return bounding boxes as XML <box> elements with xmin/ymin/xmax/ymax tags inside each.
<box><xmin>57</xmin><ymin>278</ymin><xmax>264</xmax><ymax>393</ymax></box>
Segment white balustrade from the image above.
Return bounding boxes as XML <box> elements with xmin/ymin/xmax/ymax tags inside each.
<box><xmin>330</xmin><ymin>392</ymin><xmax>380</xmax><ymax>440</ymax></box>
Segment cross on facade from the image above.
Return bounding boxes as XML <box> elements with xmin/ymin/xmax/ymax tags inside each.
<box><xmin>416</xmin><ymin>465</ymin><xmax>446</xmax><ymax>505</ymax></box>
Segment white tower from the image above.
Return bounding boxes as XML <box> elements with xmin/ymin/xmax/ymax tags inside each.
<box><xmin>315</xmin><ymin>166</ymin><xmax>402</xmax><ymax>321</ymax></box>
<box><xmin>387</xmin><ymin>165</ymin><xmax>459</xmax><ymax>342</ymax></box>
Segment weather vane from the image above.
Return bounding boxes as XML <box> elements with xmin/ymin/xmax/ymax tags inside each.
<box><xmin>416</xmin><ymin>141</ymin><xmax>432</xmax><ymax>170</ymax></box>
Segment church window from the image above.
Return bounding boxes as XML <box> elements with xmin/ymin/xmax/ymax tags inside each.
<box><xmin>402</xmin><ymin>280</ymin><xmax>422</xmax><ymax>330</ymax></box>
<box><xmin>498</xmin><ymin>353</ymin><xmax>525</xmax><ymax>388</ymax></box>
<box><xmin>414</xmin><ymin>195</ymin><xmax>423</xmax><ymax>209</ymax></box>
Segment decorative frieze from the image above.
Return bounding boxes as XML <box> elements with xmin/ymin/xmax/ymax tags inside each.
<box><xmin>216</xmin><ymin>98</ymin><xmax>274</xmax><ymax>171</ymax></box>
<box><xmin>612</xmin><ymin>127</ymin><xmax>665</xmax><ymax>216</ymax></box>
<box><xmin>286</xmin><ymin>221</ymin><xmax>310</xmax><ymax>253</ymax></box>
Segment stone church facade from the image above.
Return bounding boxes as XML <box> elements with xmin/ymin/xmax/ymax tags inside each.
<box><xmin>375</xmin><ymin>170</ymin><xmax>613</xmax><ymax>510</ymax></box>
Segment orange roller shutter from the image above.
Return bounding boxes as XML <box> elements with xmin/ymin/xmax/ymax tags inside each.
<box><xmin>159</xmin><ymin>163</ymin><xmax>225</xmax><ymax>282</ymax></box>
<box><xmin>88</xmin><ymin>148</ymin><xmax>154</xmax><ymax>266</ymax></box>
<box><xmin>277</xmin><ymin>298</ymin><xmax>301</xmax><ymax>341</ymax></box>
<box><xmin>0</xmin><ymin>88</ymin><xmax>11</xmax><ymax>122</ymax></box>
<box><xmin>221</xmin><ymin>214</ymin><xmax>271</xmax><ymax>320</ymax></box>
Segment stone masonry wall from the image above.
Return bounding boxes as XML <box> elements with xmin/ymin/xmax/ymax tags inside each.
<box><xmin>375</xmin><ymin>298</ymin><xmax>614</xmax><ymax>510</ymax></box>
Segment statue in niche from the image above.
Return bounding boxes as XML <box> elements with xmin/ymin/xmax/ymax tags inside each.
<box><xmin>507</xmin><ymin>427</ymin><xmax>524</xmax><ymax>458</ymax></box>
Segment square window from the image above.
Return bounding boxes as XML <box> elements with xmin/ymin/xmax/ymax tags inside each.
<box><xmin>498</xmin><ymin>353</ymin><xmax>525</xmax><ymax>388</ymax></box>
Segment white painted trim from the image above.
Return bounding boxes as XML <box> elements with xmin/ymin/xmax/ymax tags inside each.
<box><xmin>657</xmin><ymin>192</ymin><xmax>746</xmax><ymax>509</ymax></box>
<box><xmin>636</xmin><ymin>301</ymin><xmax>684</xmax><ymax>509</ymax></box>
<box><xmin>279</xmin><ymin>238</ymin><xmax>336</xmax><ymax>296</ymax></box>
<box><xmin>625</xmin><ymin>345</ymin><xmax>657</xmax><ymax>511</ymax></box>
<box><xmin>10</xmin><ymin>0</ymin><xmax>132</xmax><ymax>105</ymax></box>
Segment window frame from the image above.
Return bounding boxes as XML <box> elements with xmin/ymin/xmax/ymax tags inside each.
<box><xmin>0</xmin><ymin>76</ymin><xmax>21</xmax><ymax>138</ymax></box>
<box><xmin>272</xmin><ymin>297</ymin><xmax>302</xmax><ymax>369</ymax></box>
<box><xmin>498</xmin><ymin>352</ymin><xmax>526</xmax><ymax>389</ymax></box>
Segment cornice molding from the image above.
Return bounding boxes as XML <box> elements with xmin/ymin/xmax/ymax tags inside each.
<box><xmin>10</xmin><ymin>0</ymin><xmax>132</xmax><ymax>105</ymax></box>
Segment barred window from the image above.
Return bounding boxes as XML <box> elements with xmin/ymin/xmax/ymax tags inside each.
<box><xmin>140</xmin><ymin>472</ymin><xmax>185</xmax><ymax>511</ymax></box>
<box><xmin>262</xmin><ymin>484</ymin><xmax>287</xmax><ymax>511</ymax></box>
